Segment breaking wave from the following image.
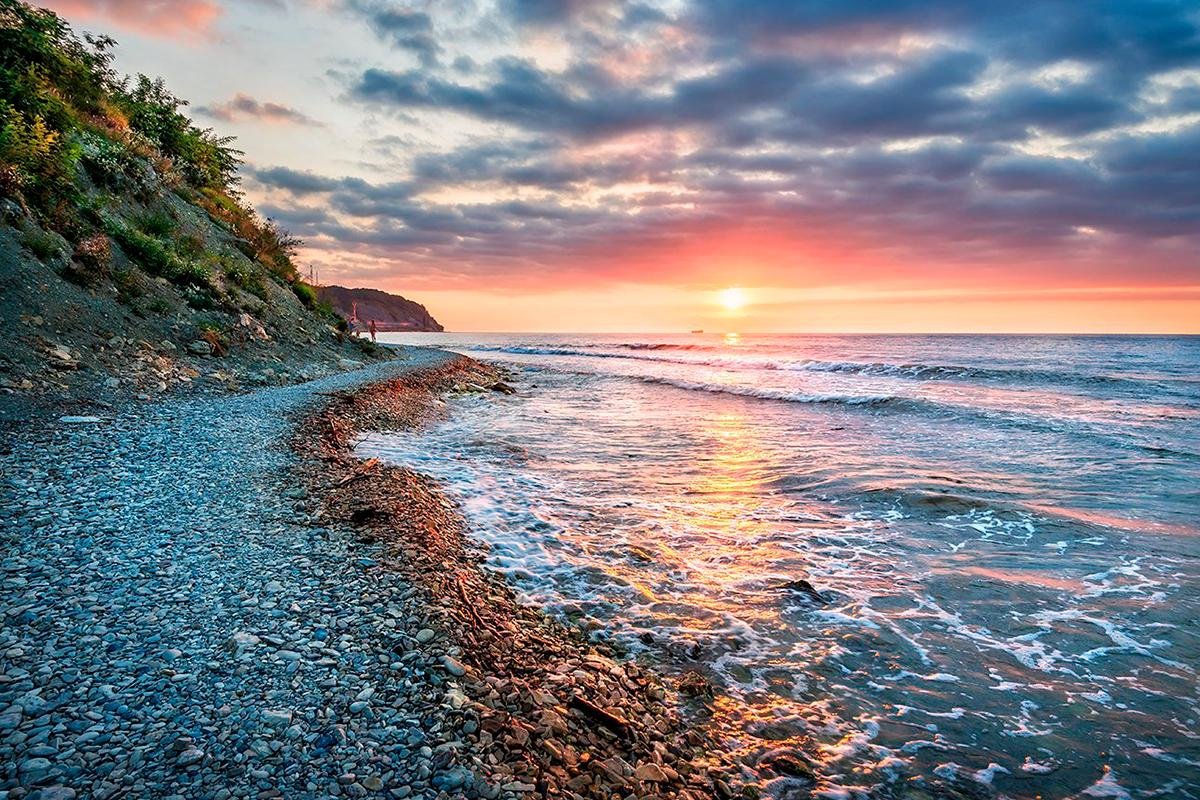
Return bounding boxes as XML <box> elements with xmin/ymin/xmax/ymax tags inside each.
<box><xmin>462</xmin><ymin>343</ymin><xmax>1177</xmax><ymax>392</ymax></box>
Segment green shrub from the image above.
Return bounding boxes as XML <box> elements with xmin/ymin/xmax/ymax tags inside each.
<box><xmin>352</xmin><ymin>336</ymin><xmax>379</xmax><ymax>355</ymax></box>
<box><xmin>313</xmin><ymin>299</ymin><xmax>347</xmax><ymax>330</ymax></box>
<box><xmin>145</xmin><ymin>296</ymin><xmax>171</xmax><ymax>314</ymax></box>
<box><xmin>221</xmin><ymin>256</ymin><xmax>266</xmax><ymax>299</ymax></box>
<box><xmin>105</xmin><ymin>216</ymin><xmax>174</xmax><ymax>275</ymax></box>
<box><xmin>17</xmin><ymin>225</ymin><xmax>62</xmax><ymax>259</ymax></box>
<box><xmin>0</xmin><ymin>101</ymin><xmax>80</xmax><ymax>209</ymax></box>
<box><xmin>116</xmin><ymin>75</ymin><xmax>242</xmax><ymax>192</ymax></box>
<box><xmin>175</xmin><ymin>231</ymin><xmax>206</xmax><ymax>259</ymax></box>
<box><xmin>63</xmin><ymin>231</ymin><xmax>111</xmax><ymax>284</ymax></box>
<box><xmin>77</xmin><ymin>129</ymin><xmax>128</xmax><ymax>184</ymax></box>
<box><xmin>111</xmin><ymin>265</ymin><xmax>141</xmax><ymax>303</ymax></box>
<box><xmin>173</xmin><ymin>258</ymin><xmax>210</xmax><ymax>285</ymax></box>
<box><xmin>291</xmin><ymin>280</ymin><xmax>317</xmax><ymax>308</ymax></box>
<box><xmin>181</xmin><ymin>283</ymin><xmax>214</xmax><ymax>309</ymax></box>
<box><xmin>133</xmin><ymin>208</ymin><xmax>175</xmax><ymax>238</ymax></box>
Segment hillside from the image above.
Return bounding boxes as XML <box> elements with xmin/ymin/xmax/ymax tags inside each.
<box><xmin>317</xmin><ymin>285</ymin><xmax>444</xmax><ymax>332</ymax></box>
<box><xmin>0</xmin><ymin>0</ymin><xmax>393</xmax><ymax>414</ymax></box>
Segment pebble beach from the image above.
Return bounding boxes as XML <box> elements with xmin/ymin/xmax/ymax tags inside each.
<box><xmin>0</xmin><ymin>348</ymin><xmax>732</xmax><ymax>800</ymax></box>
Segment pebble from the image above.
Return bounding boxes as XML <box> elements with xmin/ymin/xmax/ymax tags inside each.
<box><xmin>262</xmin><ymin>709</ymin><xmax>292</xmax><ymax>726</ymax></box>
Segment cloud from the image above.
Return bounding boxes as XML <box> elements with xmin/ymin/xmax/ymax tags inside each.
<box><xmin>501</xmin><ymin>0</ymin><xmax>616</xmax><ymax>27</ymax></box>
<box><xmin>39</xmin><ymin>0</ymin><xmax>222</xmax><ymax>37</ymax></box>
<box><xmin>346</xmin><ymin>1</ymin><xmax>442</xmax><ymax>67</ymax></box>
<box><xmin>197</xmin><ymin>94</ymin><xmax>324</xmax><ymax>126</ymax></box>
<box><xmin>247</xmin><ymin>0</ymin><xmax>1199</xmax><ymax>295</ymax></box>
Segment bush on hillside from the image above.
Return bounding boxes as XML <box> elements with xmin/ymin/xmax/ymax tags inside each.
<box><xmin>0</xmin><ymin>0</ymin><xmax>303</xmax><ymax>289</ymax></box>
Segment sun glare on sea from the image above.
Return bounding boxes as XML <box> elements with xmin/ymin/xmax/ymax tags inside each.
<box><xmin>718</xmin><ymin>287</ymin><xmax>747</xmax><ymax>311</ymax></box>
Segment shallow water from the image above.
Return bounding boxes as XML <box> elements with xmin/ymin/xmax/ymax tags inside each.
<box><xmin>363</xmin><ymin>334</ymin><xmax>1200</xmax><ymax>798</ymax></box>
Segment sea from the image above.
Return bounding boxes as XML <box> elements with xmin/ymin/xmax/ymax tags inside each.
<box><xmin>362</xmin><ymin>333</ymin><xmax>1200</xmax><ymax>799</ymax></box>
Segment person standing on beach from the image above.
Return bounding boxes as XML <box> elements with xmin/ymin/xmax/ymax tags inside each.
<box><xmin>369</xmin><ymin>319</ymin><xmax>377</xmax><ymax>342</ymax></box>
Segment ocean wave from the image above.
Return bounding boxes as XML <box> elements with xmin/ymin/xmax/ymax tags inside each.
<box><xmin>635</xmin><ymin>375</ymin><xmax>910</xmax><ymax>408</ymax></box>
<box><xmin>596</xmin><ymin>372</ymin><xmax>1200</xmax><ymax>459</ymax></box>
<box><xmin>464</xmin><ymin>344</ymin><xmax>1176</xmax><ymax>392</ymax></box>
<box><xmin>779</xmin><ymin>359</ymin><xmax>1145</xmax><ymax>389</ymax></box>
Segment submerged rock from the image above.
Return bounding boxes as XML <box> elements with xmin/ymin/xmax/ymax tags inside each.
<box><xmin>779</xmin><ymin>578</ymin><xmax>829</xmax><ymax>605</ymax></box>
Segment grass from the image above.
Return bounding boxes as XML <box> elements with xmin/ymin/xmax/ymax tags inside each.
<box><xmin>106</xmin><ymin>217</ymin><xmax>175</xmax><ymax>274</ymax></box>
<box><xmin>221</xmin><ymin>255</ymin><xmax>267</xmax><ymax>300</ymax></box>
<box><xmin>111</xmin><ymin>266</ymin><xmax>142</xmax><ymax>303</ymax></box>
<box><xmin>17</xmin><ymin>226</ymin><xmax>62</xmax><ymax>259</ymax></box>
<box><xmin>133</xmin><ymin>209</ymin><xmax>176</xmax><ymax>238</ymax></box>
<box><xmin>291</xmin><ymin>280</ymin><xmax>318</xmax><ymax>308</ymax></box>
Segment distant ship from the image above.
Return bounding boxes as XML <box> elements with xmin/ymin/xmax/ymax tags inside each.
<box><xmin>691</xmin><ymin>329</ymin><xmax>704</xmax><ymax>334</ymax></box>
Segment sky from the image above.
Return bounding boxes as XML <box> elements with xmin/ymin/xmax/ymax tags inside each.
<box><xmin>41</xmin><ymin>0</ymin><xmax>1200</xmax><ymax>332</ymax></box>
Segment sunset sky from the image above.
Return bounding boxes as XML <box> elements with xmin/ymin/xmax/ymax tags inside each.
<box><xmin>42</xmin><ymin>0</ymin><xmax>1200</xmax><ymax>332</ymax></box>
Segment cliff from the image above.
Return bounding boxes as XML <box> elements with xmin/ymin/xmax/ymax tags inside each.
<box><xmin>318</xmin><ymin>285</ymin><xmax>444</xmax><ymax>332</ymax></box>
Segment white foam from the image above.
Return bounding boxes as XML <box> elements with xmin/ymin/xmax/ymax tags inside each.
<box><xmin>1020</xmin><ymin>757</ymin><xmax>1056</xmax><ymax>774</ymax></box>
<box><xmin>1080</xmin><ymin>768</ymin><xmax>1132</xmax><ymax>799</ymax></box>
<box><xmin>972</xmin><ymin>763</ymin><xmax>1010</xmax><ymax>785</ymax></box>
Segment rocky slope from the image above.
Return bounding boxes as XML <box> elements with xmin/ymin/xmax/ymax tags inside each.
<box><xmin>318</xmin><ymin>285</ymin><xmax>445</xmax><ymax>332</ymax></box>
<box><xmin>0</xmin><ymin>1</ymin><xmax>396</xmax><ymax>418</ymax></box>
<box><xmin>0</xmin><ymin>193</ymin><xmax>389</xmax><ymax>418</ymax></box>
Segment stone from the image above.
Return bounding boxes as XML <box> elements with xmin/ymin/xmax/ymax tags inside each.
<box><xmin>187</xmin><ymin>340</ymin><xmax>213</xmax><ymax>356</ymax></box>
<box><xmin>0</xmin><ymin>197</ymin><xmax>24</xmax><ymax>223</ymax></box>
<box><xmin>19</xmin><ymin>757</ymin><xmax>52</xmax><ymax>775</ymax></box>
<box><xmin>415</xmin><ymin>629</ymin><xmax>435</xmax><ymax>644</ymax></box>
<box><xmin>262</xmin><ymin>709</ymin><xmax>292</xmax><ymax>726</ymax></box>
<box><xmin>177</xmin><ymin>748</ymin><xmax>204</xmax><ymax>766</ymax></box>
<box><xmin>227</xmin><ymin>632</ymin><xmax>260</xmax><ymax>654</ymax></box>
<box><xmin>634</xmin><ymin>763</ymin><xmax>670</xmax><ymax>783</ymax></box>
<box><xmin>33</xmin><ymin>788</ymin><xmax>77</xmax><ymax>800</ymax></box>
<box><xmin>441</xmin><ymin>656</ymin><xmax>466</xmax><ymax>677</ymax></box>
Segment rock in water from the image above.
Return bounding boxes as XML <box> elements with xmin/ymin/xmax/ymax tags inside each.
<box><xmin>780</xmin><ymin>578</ymin><xmax>829</xmax><ymax>605</ymax></box>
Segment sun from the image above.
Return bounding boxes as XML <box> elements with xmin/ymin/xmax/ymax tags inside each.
<box><xmin>718</xmin><ymin>287</ymin><xmax>747</xmax><ymax>311</ymax></box>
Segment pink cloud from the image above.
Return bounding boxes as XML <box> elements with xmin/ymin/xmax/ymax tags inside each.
<box><xmin>197</xmin><ymin>93</ymin><xmax>324</xmax><ymax>126</ymax></box>
<box><xmin>40</xmin><ymin>0</ymin><xmax>222</xmax><ymax>38</ymax></box>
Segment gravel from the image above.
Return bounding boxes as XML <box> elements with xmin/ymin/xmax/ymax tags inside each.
<box><xmin>0</xmin><ymin>348</ymin><xmax>496</xmax><ymax>799</ymax></box>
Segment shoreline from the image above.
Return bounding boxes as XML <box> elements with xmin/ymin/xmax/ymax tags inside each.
<box><xmin>292</xmin><ymin>353</ymin><xmax>740</xmax><ymax>799</ymax></box>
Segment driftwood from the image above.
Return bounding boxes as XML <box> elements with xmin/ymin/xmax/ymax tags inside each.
<box><xmin>568</xmin><ymin>694</ymin><xmax>631</xmax><ymax>738</ymax></box>
<box><xmin>455</xmin><ymin>574</ymin><xmax>488</xmax><ymax>630</ymax></box>
<box><xmin>334</xmin><ymin>458</ymin><xmax>380</xmax><ymax>487</ymax></box>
